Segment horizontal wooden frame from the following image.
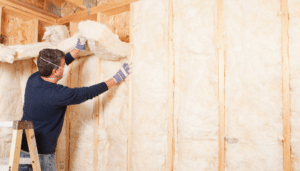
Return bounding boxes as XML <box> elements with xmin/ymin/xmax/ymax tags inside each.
<box><xmin>57</xmin><ymin>0</ymin><xmax>138</xmax><ymax>24</ymax></box>
<box><xmin>7</xmin><ymin>0</ymin><xmax>61</xmax><ymax>19</ymax></box>
<box><xmin>0</xmin><ymin>0</ymin><xmax>56</xmax><ymax>24</ymax></box>
<box><xmin>0</xmin><ymin>0</ymin><xmax>137</xmax><ymax>26</ymax></box>
<box><xmin>64</xmin><ymin>0</ymin><xmax>87</xmax><ymax>10</ymax></box>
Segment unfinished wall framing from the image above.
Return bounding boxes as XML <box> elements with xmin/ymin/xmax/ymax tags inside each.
<box><xmin>1</xmin><ymin>0</ymin><xmax>300</xmax><ymax>170</ymax></box>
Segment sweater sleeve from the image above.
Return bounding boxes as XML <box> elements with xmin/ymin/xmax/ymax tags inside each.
<box><xmin>65</xmin><ymin>52</ymin><xmax>74</xmax><ymax>65</ymax></box>
<box><xmin>51</xmin><ymin>82</ymin><xmax>108</xmax><ymax>106</ymax></box>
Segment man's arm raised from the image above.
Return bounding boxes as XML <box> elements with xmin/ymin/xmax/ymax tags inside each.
<box><xmin>70</xmin><ymin>37</ymin><xmax>86</xmax><ymax>58</ymax></box>
<box><xmin>105</xmin><ymin>62</ymin><xmax>132</xmax><ymax>89</ymax></box>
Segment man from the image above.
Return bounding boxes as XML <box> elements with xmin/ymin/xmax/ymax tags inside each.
<box><xmin>18</xmin><ymin>37</ymin><xmax>131</xmax><ymax>171</ymax></box>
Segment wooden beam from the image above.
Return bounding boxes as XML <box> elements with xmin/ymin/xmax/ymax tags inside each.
<box><xmin>2</xmin><ymin>5</ymin><xmax>36</xmax><ymax>21</ymax></box>
<box><xmin>28</xmin><ymin>17</ymin><xmax>38</xmax><ymax>74</ymax></box>
<box><xmin>127</xmin><ymin>4</ymin><xmax>133</xmax><ymax>171</ymax></box>
<box><xmin>69</xmin><ymin>22</ymin><xmax>78</xmax><ymax>36</ymax></box>
<box><xmin>0</xmin><ymin>6</ymin><xmax>2</xmax><ymax>37</ymax></box>
<box><xmin>94</xmin><ymin>14</ymin><xmax>104</xmax><ymax>171</ymax></box>
<box><xmin>7</xmin><ymin>0</ymin><xmax>61</xmax><ymax>18</ymax></box>
<box><xmin>218</xmin><ymin>0</ymin><xmax>225</xmax><ymax>170</ymax></box>
<box><xmin>64</xmin><ymin>22</ymin><xmax>78</xmax><ymax>171</ymax></box>
<box><xmin>93</xmin><ymin>13</ymin><xmax>102</xmax><ymax>171</ymax></box>
<box><xmin>27</xmin><ymin>18</ymin><xmax>38</xmax><ymax>44</ymax></box>
<box><xmin>57</xmin><ymin>0</ymin><xmax>139</xmax><ymax>24</ymax></box>
<box><xmin>167</xmin><ymin>0</ymin><xmax>175</xmax><ymax>170</ymax></box>
<box><xmin>51</xmin><ymin>0</ymin><xmax>65</xmax><ymax>8</ymax></box>
<box><xmin>0</xmin><ymin>0</ymin><xmax>56</xmax><ymax>24</ymax></box>
<box><xmin>103</xmin><ymin>4</ymin><xmax>130</xmax><ymax>16</ymax></box>
<box><xmin>64</xmin><ymin>0</ymin><xmax>86</xmax><ymax>10</ymax></box>
<box><xmin>281</xmin><ymin>0</ymin><xmax>291</xmax><ymax>170</ymax></box>
<box><xmin>93</xmin><ymin>57</ymin><xmax>100</xmax><ymax>171</ymax></box>
<box><xmin>65</xmin><ymin>75</ymin><xmax>71</xmax><ymax>171</ymax></box>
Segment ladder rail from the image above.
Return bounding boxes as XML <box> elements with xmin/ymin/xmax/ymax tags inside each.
<box><xmin>0</xmin><ymin>120</ymin><xmax>41</xmax><ymax>171</ymax></box>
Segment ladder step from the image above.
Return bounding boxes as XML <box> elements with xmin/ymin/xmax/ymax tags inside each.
<box><xmin>0</xmin><ymin>157</ymin><xmax>32</xmax><ymax>165</ymax></box>
<box><xmin>0</xmin><ymin>122</ymin><xmax>13</xmax><ymax>129</ymax></box>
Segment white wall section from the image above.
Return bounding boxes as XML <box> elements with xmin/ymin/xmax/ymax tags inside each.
<box><xmin>224</xmin><ymin>0</ymin><xmax>283</xmax><ymax>170</ymax></box>
<box><xmin>131</xmin><ymin>0</ymin><xmax>169</xmax><ymax>170</ymax></box>
<box><xmin>288</xmin><ymin>0</ymin><xmax>300</xmax><ymax>170</ymax></box>
<box><xmin>173</xmin><ymin>0</ymin><xmax>219</xmax><ymax>170</ymax></box>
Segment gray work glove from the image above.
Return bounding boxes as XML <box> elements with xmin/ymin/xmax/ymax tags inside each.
<box><xmin>113</xmin><ymin>62</ymin><xmax>132</xmax><ymax>83</ymax></box>
<box><xmin>75</xmin><ymin>37</ymin><xmax>86</xmax><ymax>51</ymax></box>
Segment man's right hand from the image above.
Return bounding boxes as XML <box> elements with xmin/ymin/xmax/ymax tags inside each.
<box><xmin>112</xmin><ymin>62</ymin><xmax>132</xmax><ymax>84</ymax></box>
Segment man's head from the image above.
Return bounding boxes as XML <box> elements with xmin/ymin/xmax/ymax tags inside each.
<box><xmin>37</xmin><ymin>49</ymin><xmax>65</xmax><ymax>80</ymax></box>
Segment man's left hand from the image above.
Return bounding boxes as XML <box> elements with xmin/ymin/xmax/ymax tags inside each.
<box><xmin>75</xmin><ymin>37</ymin><xmax>86</xmax><ymax>51</ymax></box>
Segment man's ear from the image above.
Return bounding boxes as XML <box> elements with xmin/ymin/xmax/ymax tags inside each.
<box><xmin>52</xmin><ymin>68</ymin><xmax>57</xmax><ymax>75</ymax></box>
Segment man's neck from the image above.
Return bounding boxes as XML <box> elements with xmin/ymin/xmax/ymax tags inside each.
<box><xmin>41</xmin><ymin>76</ymin><xmax>58</xmax><ymax>84</ymax></box>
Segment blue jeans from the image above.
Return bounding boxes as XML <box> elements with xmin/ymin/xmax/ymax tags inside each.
<box><xmin>19</xmin><ymin>150</ymin><xmax>57</xmax><ymax>171</ymax></box>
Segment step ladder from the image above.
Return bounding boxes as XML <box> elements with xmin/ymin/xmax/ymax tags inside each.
<box><xmin>0</xmin><ymin>121</ymin><xmax>41</xmax><ymax>171</ymax></box>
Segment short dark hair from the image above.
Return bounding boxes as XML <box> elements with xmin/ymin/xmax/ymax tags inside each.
<box><xmin>37</xmin><ymin>49</ymin><xmax>65</xmax><ymax>77</ymax></box>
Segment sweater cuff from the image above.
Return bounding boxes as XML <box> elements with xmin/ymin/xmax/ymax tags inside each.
<box><xmin>65</xmin><ymin>52</ymin><xmax>75</xmax><ymax>65</ymax></box>
<box><xmin>101</xmin><ymin>82</ymin><xmax>109</xmax><ymax>92</ymax></box>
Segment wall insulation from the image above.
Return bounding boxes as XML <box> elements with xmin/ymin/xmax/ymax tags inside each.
<box><xmin>173</xmin><ymin>0</ymin><xmax>219</xmax><ymax>170</ymax></box>
<box><xmin>97</xmin><ymin>59</ymin><xmax>129</xmax><ymax>170</ymax></box>
<box><xmin>1</xmin><ymin>0</ymin><xmax>300</xmax><ymax>170</ymax></box>
<box><xmin>97</xmin><ymin>14</ymin><xmax>129</xmax><ymax>171</ymax></box>
<box><xmin>224</xmin><ymin>0</ymin><xmax>283</xmax><ymax>170</ymax></box>
<box><xmin>289</xmin><ymin>0</ymin><xmax>300</xmax><ymax>170</ymax></box>
<box><xmin>68</xmin><ymin>56</ymin><xmax>98</xmax><ymax>171</ymax></box>
<box><xmin>131</xmin><ymin>0</ymin><xmax>169</xmax><ymax>170</ymax></box>
<box><xmin>0</xmin><ymin>59</ymin><xmax>34</xmax><ymax>158</ymax></box>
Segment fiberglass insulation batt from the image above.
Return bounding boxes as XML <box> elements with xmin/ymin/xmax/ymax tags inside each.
<box><xmin>64</xmin><ymin>20</ymin><xmax>131</xmax><ymax>170</ymax></box>
<box><xmin>289</xmin><ymin>0</ymin><xmax>300</xmax><ymax>169</ymax></box>
<box><xmin>97</xmin><ymin>59</ymin><xmax>129</xmax><ymax>170</ymax></box>
<box><xmin>173</xmin><ymin>0</ymin><xmax>219</xmax><ymax>170</ymax></box>
<box><xmin>95</xmin><ymin>10</ymin><xmax>130</xmax><ymax>171</ymax></box>
<box><xmin>68</xmin><ymin>56</ymin><xmax>98</xmax><ymax>171</ymax></box>
<box><xmin>224</xmin><ymin>0</ymin><xmax>283</xmax><ymax>170</ymax></box>
<box><xmin>0</xmin><ymin>60</ymin><xmax>34</xmax><ymax>158</ymax></box>
<box><xmin>131</xmin><ymin>0</ymin><xmax>169</xmax><ymax>170</ymax></box>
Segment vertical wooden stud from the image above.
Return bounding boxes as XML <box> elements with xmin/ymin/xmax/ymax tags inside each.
<box><xmin>281</xmin><ymin>0</ymin><xmax>291</xmax><ymax>170</ymax></box>
<box><xmin>0</xmin><ymin>6</ymin><xmax>2</xmax><ymax>41</ymax></box>
<box><xmin>93</xmin><ymin>62</ymin><xmax>100</xmax><ymax>171</ymax></box>
<box><xmin>32</xmin><ymin>19</ymin><xmax>38</xmax><ymax>43</ymax></box>
<box><xmin>27</xmin><ymin>18</ymin><xmax>39</xmax><ymax>74</ymax></box>
<box><xmin>62</xmin><ymin>22</ymin><xmax>78</xmax><ymax>171</ymax></box>
<box><xmin>128</xmin><ymin>4</ymin><xmax>134</xmax><ymax>171</ymax></box>
<box><xmin>93</xmin><ymin>14</ymin><xmax>102</xmax><ymax>171</ymax></box>
<box><xmin>27</xmin><ymin>19</ymin><xmax>38</xmax><ymax>44</ymax></box>
<box><xmin>69</xmin><ymin>22</ymin><xmax>78</xmax><ymax>37</ymax></box>
<box><xmin>64</xmin><ymin>70</ymin><xmax>71</xmax><ymax>171</ymax></box>
<box><xmin>167</xmin><ymin>0</ymin><xmax>175</xmax><ymax>170</ymax></box>
<box><xmin>218</xmin><ymin>0</ymin><xmax>225</xmax><ymax>170</ymax></box>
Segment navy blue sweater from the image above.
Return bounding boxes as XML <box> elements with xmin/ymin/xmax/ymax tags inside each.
<box><xmin>21</xmin><ymin>53</ymin><xmax>108</xmax><ymax>154</ymax></box>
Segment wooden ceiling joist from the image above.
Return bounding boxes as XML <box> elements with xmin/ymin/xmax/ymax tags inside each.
<box><xmin>64</xmin><ymin>0</ymin><xmax>86</xmax><ymax>10</ymax></box>
<box><xmin>0</xmin><ymin>0</ymin><xmax>57</xmax><ymax>24</ymax></box>
<box><xmin>104</xmin><ymin>4</ymin><xmax>130</xmax><ymax>16</ymax></box>
<box><xmin>7</xmin><ymin>0</ymin><xmax>61</xmax><ymax>18</ymax></box>
<box><xmin>0</xmin><ymin>0</ymin><xmax>138</xmax><ymax>31</ymax></box>
<box><xmin>57</xmin><ymin>0</ymin><xmax>139</xmax><ymax>24</ymax></box>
